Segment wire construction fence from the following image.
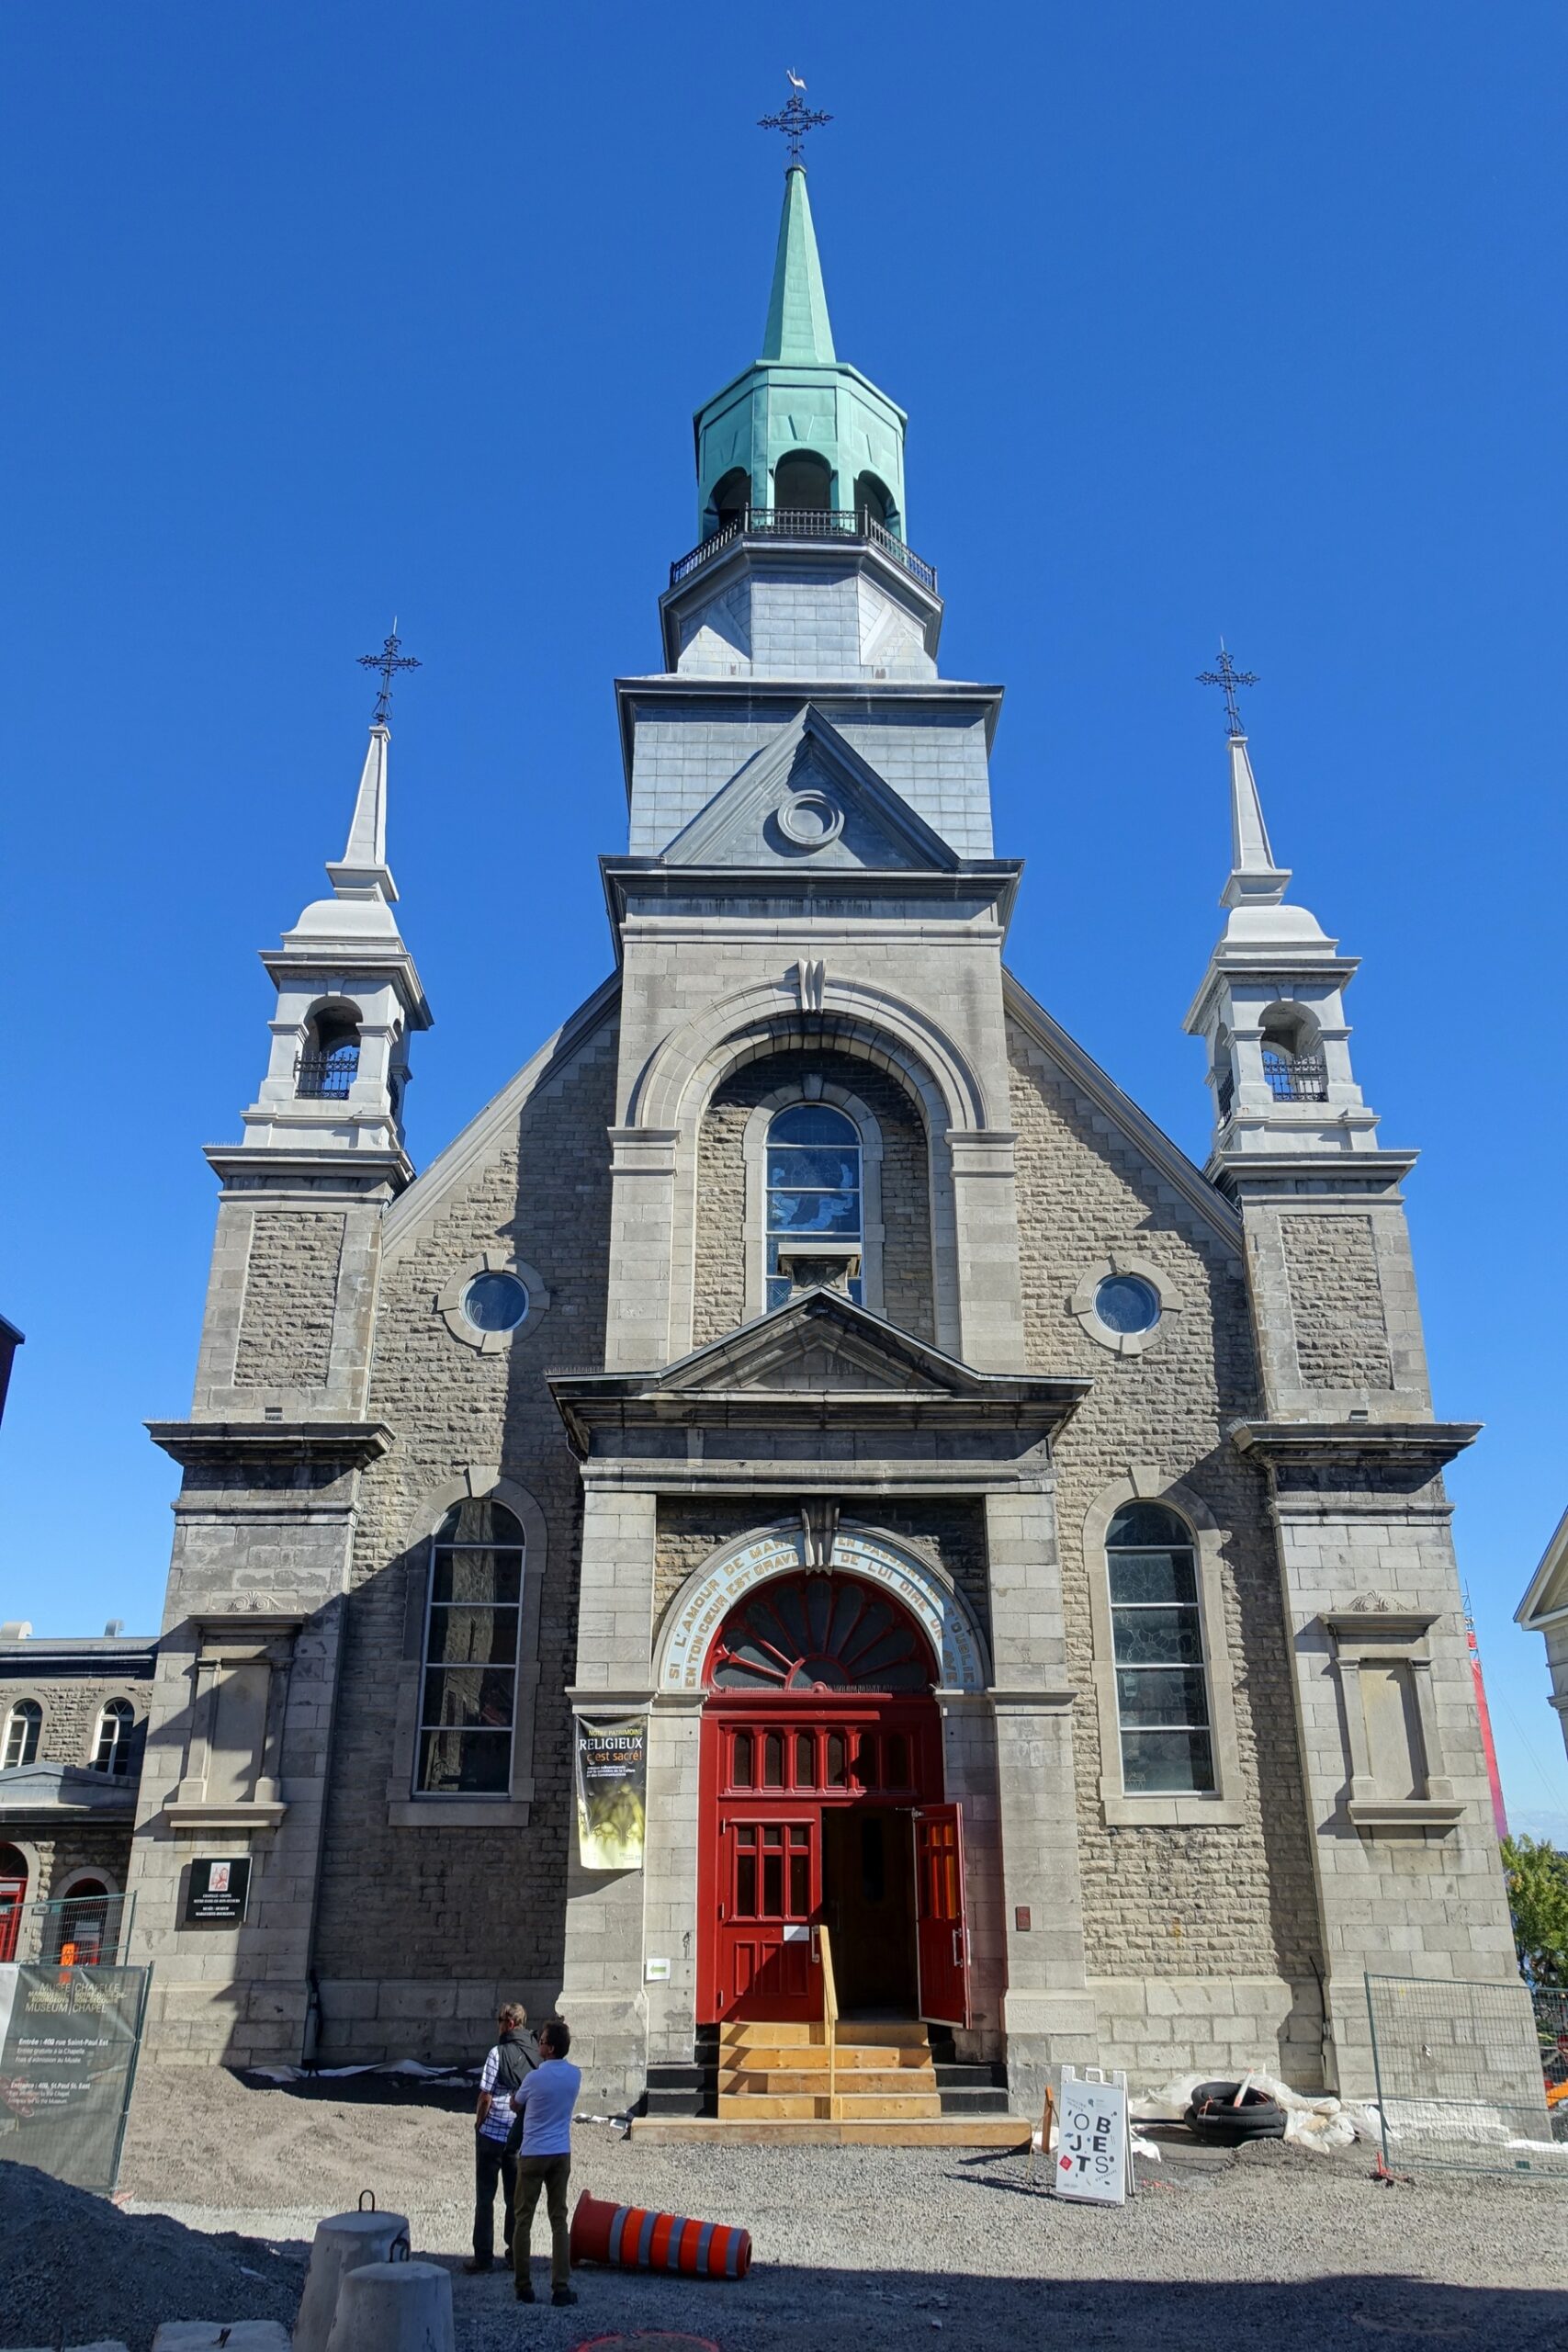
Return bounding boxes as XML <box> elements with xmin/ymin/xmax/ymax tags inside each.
<box><xmin>1366</xmin><ymin>1973</ymin><xmax>1568</xmax><ymax>2178</ymax></box>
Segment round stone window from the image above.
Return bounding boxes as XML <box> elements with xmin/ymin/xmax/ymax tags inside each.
<box><xmin>1094</xmin><ymin>1274</ymin><xmax>1161</xmax><ymax>1337</ymax></box>
<box><xmin>777</xmin><ymin>789</ymin><xmax>844</xmax><ymax>849</ymax></box>
<box><xmin>462</xmin><ymin>1271</ymin><xmax>530</xmax><ymax>1333</ymax></box>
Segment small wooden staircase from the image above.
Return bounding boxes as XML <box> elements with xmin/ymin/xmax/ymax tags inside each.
<box><xmin>719</xmin><ymin>2017</ymin><xmax>941</xmax><ymax>2120</ymax></box>
<box><xmin>633</xmin><ymin>1926</ymin><xmax>1030</xmax><ymax>2147</ymax></box>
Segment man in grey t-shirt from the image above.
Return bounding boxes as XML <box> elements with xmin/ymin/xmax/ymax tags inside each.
<box><xmin>505</xmin><ymin>2018</ymin><xmax>581</xmax><ymax>2306</ymax></box>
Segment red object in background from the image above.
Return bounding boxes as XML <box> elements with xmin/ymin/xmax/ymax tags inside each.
<box><xmin>914</xmin><ymin>1804</ymin><xmax>971</xmax><ymax>2028</ymax></box>
<box><xmin>0</xmin><ymin>1847</ymin><xmax>28</xmax><ymax>1962</ymax></box>
<box><xmin>1467</xmin><ymin>1618</ymin><xmax>1509</xmax><ymax>1841</ymax></box>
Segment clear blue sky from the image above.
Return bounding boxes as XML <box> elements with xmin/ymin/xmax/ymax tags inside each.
<box><xmin>3</xmin><ymin>5</ymin><xmax>1565</xmax><ymax>1836</ymax></box>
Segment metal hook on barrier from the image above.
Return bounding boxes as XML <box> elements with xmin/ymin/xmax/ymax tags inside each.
<box><xmin>389</xmin><ymin>2233</ymin><xmax>411</xmax><ymax>2263</ymax></box>
<box><xmin>357</xmin><ymin>2188</ymin><xmax>377</xmax><ymax>2211</ymax></box>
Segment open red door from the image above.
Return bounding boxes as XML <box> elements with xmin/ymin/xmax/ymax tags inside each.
<box><xmin>913</xmin><ymin>1803</ymin><xmax>969</xmax><ymax>2028</ymax></box>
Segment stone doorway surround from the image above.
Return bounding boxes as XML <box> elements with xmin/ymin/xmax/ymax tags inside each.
<box><xmin>547</xmin><ymin>1289</ymin><xmax>1099</xmax><ymax>2111</ymax></box>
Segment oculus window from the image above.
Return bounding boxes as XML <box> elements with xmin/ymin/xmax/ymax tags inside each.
<box><xmin>1105</xmin><ymin>1502</ymin><xmax>1214</xmax><ymax>1793</ymax></box>
<box><xmin>462</xmin><ymin>1271</ymin><xmax>529</xmax><ymax>1334</ymax></box>
<box><xmin>765</xmin><ymin>1102</ymin><xmax>862</xmax><ymax>1309</ymax></box>
<box><xmin>1095</xmin><ymin>1274</ymin><xmax>1161</xmax><ymax>1337</ymax></box>
<box><xmin>417</xmin><ymin>1499</ymin><xmax>525</xmax><ymax>1795</ymax></box>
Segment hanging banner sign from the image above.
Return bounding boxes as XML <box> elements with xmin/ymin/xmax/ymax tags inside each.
<box><xmin>0</xmin><ymin>1962</ymin><xmax>151</xmax><ymax>2193</ymax></box>
<box><xmin>575</xmin><ymin>1714</ymin><xmax>647</xmax><ymax>1870</ymax></box>
<box><xmin>1053</xmin><ymin>2068</ymin><xmax>1130</xmax><ymax>2205</ymax></box>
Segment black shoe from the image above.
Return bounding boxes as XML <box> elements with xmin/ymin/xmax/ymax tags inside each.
<box><xmin>551</xmin><ymin>2288</ymin><xmax>579</xmax><ymax>2307</ymax></box>
<box><xmin>514</xmin><ymin>2285</ymin><xmax>536</xmax><ymax>2302</ymax></box>
<box><xmin>464</xmin><ymin>2257</ymin><xmax>493</xmax><ymax>2274</ymax></box>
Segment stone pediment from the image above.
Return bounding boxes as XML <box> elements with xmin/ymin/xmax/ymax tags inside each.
<box><xmin>664</xmin><ymin>1291</ymin><xmax>957</xmax><ymax>1395</ymax></box>
<box><xmin>660</xmin><ymin>706</ymin><xmax>960</xmax><ymax>874</ymax></box>
<box><xmin>549</xmin><ymin>1290</ymin><xmax>1092</xmax><ymax>1458</ymax></box>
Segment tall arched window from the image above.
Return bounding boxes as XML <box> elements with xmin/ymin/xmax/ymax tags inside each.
<box><xmin>773</xmin><ymin>450</ymin><xmax>831</xmax><ymax>512</ymax></box>
<box><xmin>91</xmin><ymin>1699</ymin><xmax>136</xmax><ymax>1776</ymax></box>
<box><xmin>765</xmin><ymin>1103</ymin><xmax>863</xmax><ymax>1309</ymax></box>
<box><xmin>3</xmin><ymin>1700</ymin><xmax>41</xmax><ymax>1770</ymax></box>
<box><xmin>416</xmin><ymin>1499</ymin><xmax>525</xmax><ymax>1795</ymax></box>
<box><xmin>1104</xmin><ymin>1503</ymin><xmax>1214</xmax><ymax>1793</ymax></box>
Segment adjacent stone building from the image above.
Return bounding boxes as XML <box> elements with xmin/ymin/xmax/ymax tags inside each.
<box><xmin>118</xmin><ymin>156</ymin><xmax>1531</xmax><ymax>2111</ymax></box>
<box><xmin>0</xmin><ymin>1626</ymin><xmax>155</xmax><ymax>1962</ymax></box>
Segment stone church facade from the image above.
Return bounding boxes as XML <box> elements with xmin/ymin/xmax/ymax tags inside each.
<box><xmin>122</xmin><ymin>160</ymin><xmax>1529</xmax><ymax>2110</ymax></box>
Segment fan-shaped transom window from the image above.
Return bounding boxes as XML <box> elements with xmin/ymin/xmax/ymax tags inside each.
<box><xmin>91</xmin><ymin>1699</ymin><xmax>136</xmax><ymax>1775</ymax></box>
<box><xmin>706</xmin><ymin>1572</ymin><xmax>934</xmax><ymax>1693</ymax></box>
<box><xmin>1105</xmin><ymin>1502</ymin><xmax>1214</xmax><ymax>1792</ymax></box>
<box><xmin>417</xmin><ymin>1499</ymin><xmax>525</xmax><ymax>1795</ymax></box>
<box><xmin>765</xmin><ymin>1102</ymin><xmax>863</xmax><ymax>1309</ymax></box>
<box><xmin>3</xmin><ymin>1701</ymin><xmax>41</xmax><ymax>1771</ymax></box>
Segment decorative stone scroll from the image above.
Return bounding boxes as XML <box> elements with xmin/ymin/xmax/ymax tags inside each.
<box><xmin>656</xmin><ymin>1519</ymin><xmax>988</xmax><ymax>1695</ymax></box>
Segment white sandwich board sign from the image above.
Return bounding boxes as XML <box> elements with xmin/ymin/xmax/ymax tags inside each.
<box><xmin>1053</xmin><ymin>2066</ymin><xmax>1130</xmax><ymax>2204</ymax></box>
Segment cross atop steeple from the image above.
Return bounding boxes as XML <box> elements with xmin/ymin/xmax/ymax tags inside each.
<box><xmin>759</xmin><ymin>70</ymin><xmax>832</xmax><ymax>170</ymax></box>
<box><xmin>358</xmin><ymin>622</ymin><xmax>421</xmax><ymax>728</ymax></box>
<box><xmin>1197</xmin><ymin>639</ymin><xmax>1259</xmax><ymax>740</ymax></box>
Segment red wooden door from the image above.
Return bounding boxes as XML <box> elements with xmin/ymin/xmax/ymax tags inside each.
<box><xmin>914</xmin><ymin>1803</ymin><xmax>970</xmax><ymax>2028</ymax></box>
<box><xmin>716</xmin><ymin>1815</ymin><xmax>821</xmax><ymax>2020</ymax></box>
<box><xmin>0</xmin><ymin>1875</ymin><xmax>25</xmax><ymax>1963</ymax></box>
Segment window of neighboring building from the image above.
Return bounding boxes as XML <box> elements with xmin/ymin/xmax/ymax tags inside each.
<box><xmin>91</xmin><ymin>1699</ymin><xmax>135</xmax><ymax>1776</ymax></box>
<box><xmin>1105</xmin><ymin>1502</ymin><xmax>1214</xmax><ymax>1793</ymax></box>
<box><xmin>416</xmin><ymin>1499</ymin><xmax>525</xmax><ymax>1796</ymax></box>
<box><xmin>765</xmin><ymin>1102</ymin><xmax>863</xmax><ymax>1308</ymax></box>
<box><xmin>2</xmin><ymin>1701</ymin><xmax>40</xmax><ymax>1770</ymax></box>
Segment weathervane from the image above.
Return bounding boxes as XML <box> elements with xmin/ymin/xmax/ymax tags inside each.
<box><xmin>759</xmin><ymin>68</ymin><xmax>832</xmax><ymax>168</ymax></box>
<box><xmin>358</xmin><ymin>620</ymin><xmax>421</xmax><ymax>727</ymax></box>
<box><xmin>1197</xmin><ymin>639</ymin><xmax>1258</xmax><ymax>739</ymax></box>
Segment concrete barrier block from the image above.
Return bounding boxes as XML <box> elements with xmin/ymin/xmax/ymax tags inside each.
<box><xmin>323</xmin><ymin>2264</ymin><xmax>453</xmax><ymax>2352</ymax></box>
<box><xmin>292</xmin><ymin>2211</ymin><xmax>412</xmax><ymax>2352</ymax></box>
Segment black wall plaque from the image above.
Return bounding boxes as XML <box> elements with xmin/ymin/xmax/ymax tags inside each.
<box><xmin>185</xmin><ymin>1856</ymin><xmax>252</xmax><ymax>1924</ymax></box>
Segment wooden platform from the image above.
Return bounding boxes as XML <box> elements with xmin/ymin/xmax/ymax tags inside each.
<box><xmin>632</xmin><ymin>2111</ymin><xmax>1032</xmax><ymax>2148</ymax></box>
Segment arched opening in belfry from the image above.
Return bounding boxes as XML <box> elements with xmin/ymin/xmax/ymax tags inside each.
<box><xmin>773</xmin><ymin>450</ymin><xmax>831</xmax><ymax>513</ymax></box>
<box><xmin>853</xmin><ymin>471</ymin><xmax>898</xmax><ymax>537</ymax></box>
<box><xmin>706</xmin><ymin>468</ymin><xmax>750</xmax><ymax>537</ymax></box>
<box><xmin>297</xmin><ymin>1001</ymin><xmax>362</xmax><ymax>1101</ymax></box>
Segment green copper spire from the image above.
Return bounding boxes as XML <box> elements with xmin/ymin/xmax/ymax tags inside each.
<box><xmin>761</xmin><ymin>165</ymin><xmax>836</xmax><ymax>364</ymax></box>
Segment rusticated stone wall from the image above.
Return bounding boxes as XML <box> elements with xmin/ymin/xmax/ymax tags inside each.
<box><xmin>234</xmin><ymin>1212</ymin><xmax>344</xmax><ymax>1388</ymax></box>
<box><xmin>1281</xmin><ymin>1213</ymin><xmax>1394</xmax><ymax>1390</ymax></box>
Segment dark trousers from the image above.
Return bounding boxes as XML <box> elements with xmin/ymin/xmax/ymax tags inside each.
<box><xmin>473</xmin><ymin>2132</ymin><xmax>518</xmax><ymax>2263</ymax></box>
<box><xmin>513</xmin><ymin>2152</ymin><xmax>572</xmax><ymax>2291</ymax></box>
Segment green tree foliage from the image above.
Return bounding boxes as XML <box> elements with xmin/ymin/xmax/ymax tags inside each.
<box><xmin>1501</xmin><ymin>1835</ymin><xmax>1568</xmax><ymax>1985</ymax></box>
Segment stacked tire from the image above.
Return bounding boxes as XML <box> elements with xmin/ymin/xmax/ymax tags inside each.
<box><xmin>1184</xmin><ymin>2079</ymin><xmax>1287</xmax><ymax>2143</ymax></box>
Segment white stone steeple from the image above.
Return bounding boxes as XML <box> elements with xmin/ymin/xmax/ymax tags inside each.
<box><xmin>220</xmin><ymin>718</ymin><xmax>432</xmax><ymax>1182</ymax></box>
<box><xmin>1185</xmin><ymin>720</ymin><xmax>1377</xmax><ymax>1164</ymax></box>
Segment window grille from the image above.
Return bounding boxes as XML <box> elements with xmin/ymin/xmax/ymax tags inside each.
<box><xmin>1105</xmin><ymin>1503</ymin><xmax>1214</xmax><ymax>1792</ymax></box>
<box><xmin>765</xmin><ymin>1102</ymin><xmax>863</xmax><ymax>1308</ymax></box>
<box><xmin>416</xmin><ymin>1500</ymin><xmax>525</xmax><ymax>1795</ymax></box>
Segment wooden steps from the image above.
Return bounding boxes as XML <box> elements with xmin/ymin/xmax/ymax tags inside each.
<box><xmin>715</xmin><ymin>2017</ymin><xmax>942</xmax><ymax>2123</ymax></box>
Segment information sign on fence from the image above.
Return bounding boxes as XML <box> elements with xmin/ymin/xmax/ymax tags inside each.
<box><xmin>0</xmin><ymin>1962</ymin><xmax>151</xmax><ymax>2192</ymax></box>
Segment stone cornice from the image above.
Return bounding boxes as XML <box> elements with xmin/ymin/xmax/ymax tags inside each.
<box><xmin>147</xmin><ymin>1419</ymin><xmax>393</xmax><ymax>1470</ymax></box>
<box><xmin>1231</xmin><ymin>1419</ymin><xmax>1479</xmax><ymax>1484</ymax></box>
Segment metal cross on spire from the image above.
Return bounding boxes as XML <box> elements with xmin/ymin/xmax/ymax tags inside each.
<box><xmin>1197</xmin><ymin>639</ymin><xmax>1259</xmax><ymax>739</ymax></box>
<box><xmin>358</xmin><ymin>620</ymin><xmax>421</xmax><ymax>727</ymax></box>
<box><xmin>759</xmin><ymin>68</ymin><xmax>832</xmax><ymax>167</ymax></box>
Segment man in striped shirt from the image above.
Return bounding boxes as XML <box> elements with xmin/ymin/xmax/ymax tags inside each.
<box><xmin>465</xmin><ymin>2002</ymin><xmax>536</xmax><ymax>2272</ymax></box>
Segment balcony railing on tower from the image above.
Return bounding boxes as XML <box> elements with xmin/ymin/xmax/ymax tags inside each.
<box><xmin>670</xmin><ymin>507</ymin><xmax>937</xmax><ymax>594</ymax></box>
<box><xmin>296</xmin><ymin>1045</ymin><xmax>359</xmax><ymax>1100</ymax></box>
<box><xmin>1262</xmin><ymin>1047</ymin><xmax>1329</xmax><ymax>1103</ymax></box>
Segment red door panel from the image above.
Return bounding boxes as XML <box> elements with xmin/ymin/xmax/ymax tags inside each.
<box><xmin>716</xmin><ymin>1817</ymin><xmax>820</xmax><ymax>2021</ymax></box>
<box><xmin>914</xmin><ymin>1803</ymin><xmax>970</xmax><ymax>2028</ymax></box>
<box><xmin>0</xmin><ymin>1876</ymin><xmax>25</xmax><ymax>1964</ymax></box>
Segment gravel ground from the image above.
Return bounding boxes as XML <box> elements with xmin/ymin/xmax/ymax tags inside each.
<box><xmin>51</xmin><ymin>2068</ymin><xmax>1565</xmax><ymax>2352</ymax></box>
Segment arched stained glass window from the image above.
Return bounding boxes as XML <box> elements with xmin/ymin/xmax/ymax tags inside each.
<box><xmin>416</xmin><ymin>1499</ymin><xmax>525</xmax><ymax>1796</ymax></box>
<box><xmin>765</xmin><ymin>1102</ymin><xmax>863</xmax><ymax>1309</ymax></box>
<box><xmin>1105</xmin><ymin>1502</ymin><xmax>1214</xmax><ymax>1793</ymax></box>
